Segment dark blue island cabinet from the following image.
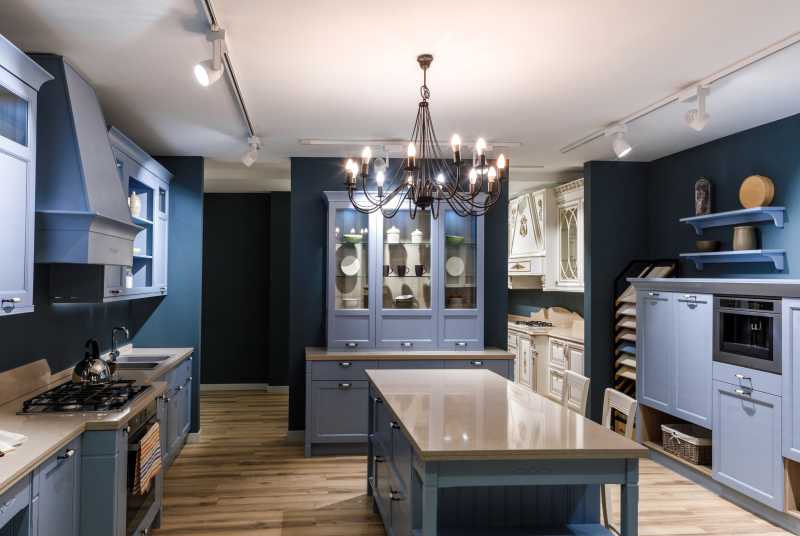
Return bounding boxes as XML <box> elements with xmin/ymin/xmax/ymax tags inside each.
<box><xmin>324</xmin><ymin>191</ymin><xmax>484</xmax><ymax>351</ymax></box>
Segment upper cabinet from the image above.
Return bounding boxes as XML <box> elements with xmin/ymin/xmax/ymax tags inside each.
<box><xmin>507</xmin><ymin>189</ymin><xmax>550</xmax><ymax>289</ymax></box>
<box><xmin>324</xmin><ymin>192</ymin><xmax>484</xmax><ymax>350</ymax></box>
<box><xmin>0</xmin><ymin>36</ymin><xmax>52</xmax><ymax>317</ymax></box>
<box><xmin>546</xmin><ymin>178</ymin><xmax>584</xmax><ymax>293</ymax></box>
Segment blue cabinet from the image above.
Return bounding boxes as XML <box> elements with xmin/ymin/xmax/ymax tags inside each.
<box><xmin>783</xmin><ymin>299</ymin><xmax>800</xmax><ymax>462</ymax></box>
<box><xmin>309</xmin><ymin>381</ymin><xmax>370</xmax><ymax>443</ymax></box>
<box><xmin>673</xmin><ymin>293</ymin><xmax>713</xmax><ymax>428</ymax></box>
<box><xmin>323</xmin><ymin>192</ymin><xmax>485</xmax><ymax>350</ymax></box>
<box><xmin>444</xmin><ymin>358</ymin><xmax>511</xmax><ymax>379</ymax></box>
<box><xmin>638</xmin><ymin>291</ymin><xmax>674</xmax><ymax>413</ymax></box>
<box><xmin>164</xmin><ymin>357</ymin><xmax>192</xmax><ymax>466</ymax></box>
<box><xmin>712</xmin><ymin>379</ymin><xmax>783</xmax><ymax>510</ymax></box>
<box><xmin>0</xmin><ymin>36</ymin><xmax>51</xmax><ymax>317</ymax></box>
<box><xmin>33</xmin><ymin>438</ymin><xmax>80</xmax><ymax>536</ymax></box>
<box><xmin>0</xmin><ymin>475</ymin><xmax>32</xmax><ymax>536</ymax></box>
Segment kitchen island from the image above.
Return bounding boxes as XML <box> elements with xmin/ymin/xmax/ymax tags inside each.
<box><xmin>366</xmin><ymin>369</ymin><xmax>648</xmax><ymax>535</ymax></box>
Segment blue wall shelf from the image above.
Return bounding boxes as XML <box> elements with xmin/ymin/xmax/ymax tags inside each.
<box><xmin>680</xmin><ymin>207</ymin><xmax>785</xmax><ymax>235</ymax></box>
<box><xmin>681</xmin><ymin>249</ymin><xmax>786</xmax><ymax>270</ymax></box>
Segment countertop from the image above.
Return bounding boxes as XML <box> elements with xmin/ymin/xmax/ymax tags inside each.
<box><xmin>628</xmin><ymin>277</ymin><xmax>800</xmax><ymax>297</ymax></box>
<box><xmin>366</xmin><ymin>369</ymin><xmax>648</xmax><ymax>461</ymax></box>
<box><xmin>0</xmin><ymin>346</ymin><xmax>193</xmax><ymax>496</ymax></box>
<box><xmin>507</xmin><ymin>315</ymin><xmax>585</xmax><ymax>345</ymax></box>
<box><xmin>305</xmin><ymin>347</ymin><xmax>514</xmax><ymax>361</ymax></box>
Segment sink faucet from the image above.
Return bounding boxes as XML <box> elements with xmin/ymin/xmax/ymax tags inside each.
<box><xmin>110</xmin><ymin>326</ymin><xmax>130</xmax><ymax>361</ymax></box>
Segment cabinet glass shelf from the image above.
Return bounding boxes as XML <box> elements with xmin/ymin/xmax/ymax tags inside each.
<box><xmin>386</xmin><ymin>241</ymin><xmax>431</xmax><ymax>246</ymax></box>
<box><xmin>384</xmin><ymin>275</ymin><xmax>431</xmax><ymax>278</ymax></box>
<box><xmin>680</xmin><ymin>207</ymin><xmax>785</xmax><ymax>235</ymax></box>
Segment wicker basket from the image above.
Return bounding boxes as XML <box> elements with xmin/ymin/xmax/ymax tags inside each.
<box><xmin>661</xmin><ymin>423</ymin><xmax>712</xmax><ymax>465</ymax></box>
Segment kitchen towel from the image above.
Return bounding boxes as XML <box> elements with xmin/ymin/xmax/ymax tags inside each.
<box><xmin>0</xmin><ymin>430</ymin><xmax>27</xmax><ymax>454</ymax></box>
<box><xmin>133</xmin><ymin>422</ymin><xmax>162</xmax><ymax>495</ymax></box>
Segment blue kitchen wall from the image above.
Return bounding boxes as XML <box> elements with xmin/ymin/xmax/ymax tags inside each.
<box><xmin>269</xmin><ymin>191</ymin><xmax>291</xmax><ymax>386</ymax></box>
<box><xmin>132</xmin><ymin>156</ymin><xmax>204</xmax><ymax>433</ymax></box>
<box><xmin>647</xmin><ymin>112</ymin><xmax>800</xmax><ymax>276</ymax></box>
<box><xmin>584</xmin><ymin>161</ymin><xmax>650</xmax><ymax>421</ymax></box>
<box><xmin>288</xmin><ymin>157</ymin><xmax>508</xmax><ymax>431</ymax></box>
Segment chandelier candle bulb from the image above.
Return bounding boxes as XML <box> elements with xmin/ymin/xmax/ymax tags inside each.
<box><xmin>361</xmin><ymin>146</ymin><xmax>371</xmax><ymax>176</ymax></box>
<box><xmin>451</xmin><ymin>134</ymin><xmax>462</xmax><ymax>163</ymax></box>
<box><xmin>497</xmin><ymin>154</ymin><xmax>506</xmax><ymax>179</ymax></box>
<box><xmin>407</xmin><ymin>142</ymin><xmax>417</xmax><ymax>169</ymax></box>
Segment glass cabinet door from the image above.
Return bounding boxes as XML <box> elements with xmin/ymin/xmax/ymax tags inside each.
<box><xmin>381</xmin><ymin>210</ymin><xmax>431</xmax><ymax>310</ymax></box>
<box><xmin>334</xmin><ymin>208</ymin><xmax>370</xmax><ymax>310</ymax></box>
<box><xmin>443</xmin><ymin>210</ymin><xmax>477</xmax><ymax>310</ymax></box>
<box><xmin>558</xmin><ymin>204</ymin><xmax>580</xmax><ymax>284</ymax></box>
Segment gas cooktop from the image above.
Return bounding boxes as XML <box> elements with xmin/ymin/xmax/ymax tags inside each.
<box><xmin>513</xmin><ymin>320</ymin><xmax>554</xmax><ymax>328</ymax></box>
<box><xmin>19</xmin><ymin>380</ymin><xmax>149</xmax><ymax>414</ymax></box>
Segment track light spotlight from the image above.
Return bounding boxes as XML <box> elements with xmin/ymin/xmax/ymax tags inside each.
<box><xmin>605</xmin><ymin>125</ymin><xmax>632</xmax><ymax>159</ymax></box>
<box><xmin>194</xmin><ymin>26</ymin><xmax>226</xmax><ymax>87</ymax></box>
<box><xmin>685</xmin><ymin>86</ymin><xmax>710</xmax><ymax>132</ymax></box>
<box><xmin>241</xmin><ymin>136</ymin><xmax>261</xmax><ymax>167</ymax></box>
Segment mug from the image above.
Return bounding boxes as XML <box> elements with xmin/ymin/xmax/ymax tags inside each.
<box><xmin>414</xmin><ymin>264</ymin><xmax>426</xmax><ymax>277</ymax></box>
<box><xmin>395</xmin><ymin>265</ymin><xmax>408</xmax><ymax>277</ymax></box>
<box><xmin>383</xmin><ymin>265</ymin><xmax>393</xmax><ymax>277</ymax></box>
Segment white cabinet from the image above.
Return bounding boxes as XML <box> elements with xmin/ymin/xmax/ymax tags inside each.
<box><xmin>544</xmin><ymin>336</ymin><xmax>584</xmax><ymax>401</ymax></box>
<box><xmin>783</xmin><ymin>299</ymin><xmax>800</xmax><ymax>462</ymax></box>
<box><xmin>0</xmin><ymin>39</ymin><xmax>51</xmax><ymax>317</ymax></box>
<box><xmin>507</xmin><ymin>189</ymin><xmax>549</xmax><ymax>289</ymax></box>
<box><xmin>545</xmin><ymin>178</ymin><xmax>584</xmax><ymax>293</ymax></box>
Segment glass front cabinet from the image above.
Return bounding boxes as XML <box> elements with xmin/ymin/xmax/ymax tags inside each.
<box><xmin>324</xmin><ymin>191</ymin><xmax>484</xmax><ymax>350</ymax></box>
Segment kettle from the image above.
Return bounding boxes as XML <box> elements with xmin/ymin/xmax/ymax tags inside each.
<box><xmin>72</xmin><ymin>339</ymin><xmax>112</xmax><ymax>385</ymax></box>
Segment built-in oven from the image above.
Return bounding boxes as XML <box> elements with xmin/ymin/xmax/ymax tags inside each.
<box><xmin>713</xmin><ymin>296</ymin><xmax>782</xmax><ymax>374</ymax></box>
<box><xmin>126</xmin><ymin>397</ymin><xmax>160</xmax><ymax>535</ymax></box>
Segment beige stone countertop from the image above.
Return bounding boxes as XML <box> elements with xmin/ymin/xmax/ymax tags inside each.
<box><xmin>0</xmin><ymin>346</ymin><xmax>193</xmax><ymax>496</ymax></box>
<box><xmin>366</xmin><ymin>369</ymin><xmax>647</xmax><ymax>461</ymax></box>
<box><xmin>546</xmin><ymin>326</ymin><xmax>584</xmax><ymax>345</ymax></box>
<box><xmin>113</xmin><ymin>345</ymin><xmax>194</xmax><ymax>383</ymax></box>
<box><xmin>306</xmin><ymin>347</ymin><xmax>514</xmax><ymax>361</ymax></box>
<box><xmin>507</xmin><ymin>315</ymin><xmax>584</xmax><ymax>344</ymax></box>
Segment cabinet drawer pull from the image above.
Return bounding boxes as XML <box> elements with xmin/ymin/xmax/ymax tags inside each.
<box><xmin>110</xmin><ymin>289</ymin><xmax>121</xmax><ymax>295</ymax></box>
<box><xmin>124</xmin><ymin>425</ymin><xmax>131</xmax><ymax>434</ymax></box>
<box><xmin>375</xmin><ymin>456</ymin><xmax>385</xmax><ymax>463</ymax></box>
<box><xmin>374</xmin><ymin>397</ymin><xmax>383</xmax><ymax>404</ymax></box>
<box><xmin>390</xmin><ymin>490</ymin><xmax>403</xmax><ymax>501</ymax></box>
<box><xmin>345</xmin><ymin>342</ymin><xmax>358</xmax><ymax>348</ymax></box>
<box><xmin>338</xmin><ymin>383</ymin><xmax>352</xmax><ymax>390</ymax></box>
<box><xmin>470</xmin><ymin>360</ymin><xmax>484</xmax><ymax>366</ymax></box>
<box><xmin>57</xmin><ymin>448</ymin><xmax>76</xmax><ymax>460</ymax></box>
<box><xmin>400</xmin><ymin>342</ymin><xmax>413</xmax><ymax>348</ymax></box>
<box><xmin>455</xmin><ymin>342</ymin><xmax>468</xmax><ymax>348</ymax></box>
<box><xmin>338</xmin><ymin>361</ymin><xmax>353</xmax><ymax>368</ymax></box>
<box><xmin>734</xmin><ymin>388</ymin><xmax>752</xmax><ymax>397</ymax></box>
<box><xmin>1</xmin><ymin>497</ymin><xmax>16</xmax><ymax>513</ymax></box>
<box><xmin>648</xmin><ymin>292</ymin><xmax>659</xmax><ymax>297</ymax></box>
<box><xmin>735</xmin><ymin>373</ymin><xmax>752</xmax><ymax>381</ymax></box>
<box><xmin>1</xmin><ymin>297</ymin><xmax>21</xmax><ymax>304</ymax></box>
<box><xmin>176</xmin><ymin>385</ymin><xmax>184</xmax><ymax>391</ymax></box>
<box><xmin>390</xmin><ymin>421</ymin><xmax>400</xmax><ymax>429</ymax></box>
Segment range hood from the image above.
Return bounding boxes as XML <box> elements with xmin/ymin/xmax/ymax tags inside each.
<box><xmin>31</xmin><ymin>54</ymin><xmax>140</xmax><ymax>266</ymax></box>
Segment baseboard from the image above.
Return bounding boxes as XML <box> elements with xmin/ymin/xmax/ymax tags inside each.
<box><xmin>186</xmin><ymin>430</ymin><xmax>202</xmax><ymax>444</ymax></box>
<box><xmin>266</xmin><ymin>385</ymin><xmax>289</xmax><ymax>394</ymax></box>
<box><xmin>200</xmin><ymin>383</ymin><xmax>269</xmax><ymax>392</ymax></box>
<box><xmin>286</xmin><ymin>430</ymin><xmax>305</xmax><ymax>444</ymax></box>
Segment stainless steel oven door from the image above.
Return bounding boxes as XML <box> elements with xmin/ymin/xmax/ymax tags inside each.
<box><xmin>713</xmin><ymin>296</ymin><xmax>782</xmax><ymax>374</ymax></box>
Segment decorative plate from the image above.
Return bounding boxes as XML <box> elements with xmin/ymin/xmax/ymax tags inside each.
<box><xmin>445</xmin><ymin>256</ymin><xmax>465</xmax><ymax>277</ymax></box>
<box><xmin>340</xmin><ymin>255</ymin><xmax>360</xmax><ymax>276</ymax></box>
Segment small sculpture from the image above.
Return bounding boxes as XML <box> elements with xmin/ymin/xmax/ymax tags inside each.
<box><xmin>694</xmin><ymin>178</ymin><xmax>712</xmax><ymax>216</ymax></box>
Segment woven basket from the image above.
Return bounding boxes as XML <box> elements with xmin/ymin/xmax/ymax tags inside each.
<box><xmin>661</xmin><ymin>423</ymin><xmax>712</xmax><ymax>465</ymax></box>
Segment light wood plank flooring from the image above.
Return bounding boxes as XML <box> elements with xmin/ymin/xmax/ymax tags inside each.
<box><xmin>152</xmin><ymin>391</ymin><xmax>788</xmax><ymax>536</ymax></box>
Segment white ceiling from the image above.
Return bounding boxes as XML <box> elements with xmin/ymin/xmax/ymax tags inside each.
<box><xmin>2</xmin><ymin>1</ymin><xmax>800</xmax><ymax>192</ymax></box>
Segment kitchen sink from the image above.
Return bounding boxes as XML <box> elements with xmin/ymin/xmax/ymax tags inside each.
<box><xmin>113</xmin><ymin>362</ymin><xmax>161</xmax><ymax>370</ymax></box>
<box><xmin>116</xmin><ymin>354</ymin><xmax>172</xmax><ymax>363</ymax></box>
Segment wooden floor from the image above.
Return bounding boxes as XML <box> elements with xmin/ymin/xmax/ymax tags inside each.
<box><xmin>152</xmin><ymin>391</ymin><xmax>789</xmax><ymax>536</ymax></box>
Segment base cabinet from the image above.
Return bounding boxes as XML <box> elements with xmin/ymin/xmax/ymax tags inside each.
<box><xmin>309</xmin><ymin>380</ymin><xmax>370</xmax><ymax>443</ymax></box>
<box><xmin>164</xmin><ymin>357</ymin><xmax>193</xmax><ymax>466</ymax></box>
<box><xmin>712</xmin><ymin>380</ymin><xmax>783</xmax><ymax>510</ymax></box>
<box><xmin>33</xmin><ymin>438</ymin><xmax>80</xmax><ymax>536</ymax></box>
<box><xmin>783</xmin><ymin>299</ymin><xmax>800</xmax><ymax>462</ymax></box>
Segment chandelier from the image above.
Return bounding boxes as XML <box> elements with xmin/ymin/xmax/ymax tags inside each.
<box><xmin>344</xmin><ymin>54</ymin><xmax>507</xmax><ymax>219</ymax></box>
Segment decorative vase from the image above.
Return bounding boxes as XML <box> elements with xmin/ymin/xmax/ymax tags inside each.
<box><xmin>694</xmin><ymin>178</ymin><xmax>711</xmax><ymax>215</ymax></box>
<box><xmin>386</xmin><ymin>226</ymin><xmax>400</xmax><ymax>244</ymax></box>
<box><xmin>129</xmin><ymin>192</ymin><xmax>142</xmax><ymax>218</ymax></box>
<box><xmin>732</xmin><ymin>226</ymin><xmax>757</xmax><ymax>251</ymax></box>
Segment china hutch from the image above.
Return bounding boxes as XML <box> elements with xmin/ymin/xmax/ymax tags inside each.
<box><xmin>324</xmin><ymin>191</ymin><xmax>484</xmax><ymax>350</ymax></box>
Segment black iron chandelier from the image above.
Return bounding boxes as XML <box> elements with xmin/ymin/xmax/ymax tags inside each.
<box><xmin>344</xmin><ymin>54</ymin><xmax>507</xmax><ymax>219</ymax></box>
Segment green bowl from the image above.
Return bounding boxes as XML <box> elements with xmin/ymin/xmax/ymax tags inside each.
<box><xmin>342</xmin><ymin>234</ymin><xmax>363</xmax><ymax>244</ymax></box>
<box><xmin>446</xmin><ymin>235</ymin><xmax>465</xmax><ymax>246</ymax></box>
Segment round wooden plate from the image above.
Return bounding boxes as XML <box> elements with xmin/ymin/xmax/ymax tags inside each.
<box><xmin>739</xmin><ymin>175</ymin><xmax>774</xmax><ymax>208</ymax></box>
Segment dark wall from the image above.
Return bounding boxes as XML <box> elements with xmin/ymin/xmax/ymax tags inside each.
<box><xmin>0</xmin><ymin>266</ymin><xmax>133</xmax><ymax>374</ymax></box>
<box><xmin>201</xmin><ymin>194</ymin><xmax>270</xmax><ymax>384</ymax></box>
<box><xmin>269</xmin><ymin>192</ymin><xmax>291</xmax><ymax>386</ymax></box>
<box><xmin>647</xmin><ymin>113</ymin><xmax>800</xmax><ymax>277</ymax></box>
<box><xmin>132</xmin><ymin>156</ymin><xmax>204</xmax><ymax>433</ymax></box>
<box><xmin>583</xmin><ymin>161</ymin><xmax>650</xmax><ymax>420</ymax></box>
<box><xmin>508</xmin><ymin>290</ymin><xmax>584</xmax><ymax>317</ymax></box>
<box><xmin>288</xmin><ymin>157</ymin><xmax>508</xmax><ymax>431</ymax></box>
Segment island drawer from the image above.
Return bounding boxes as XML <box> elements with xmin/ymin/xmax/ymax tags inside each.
<box><xmin>444</xmin><ymin>359</ymin><xmax>511</xmax><ymax>379</ymax></box>
<box><xmin>0</xmin><ymin>474</ymin><xmax>31</xmax><ymax>530</ymax></box>
<box><xmin>374</xmin><ymin>397</ymin><xmax>394</xmax><ymax>455</ymax></box>
<box><xmin>378</xmin><ymin>359</ymin><xmax>443</xmax><ymax>369</ymax></box>
<box><xmin>311</xmin><ymin>360</ymin><xmax>378</xmax><ymax>381</ymax></box>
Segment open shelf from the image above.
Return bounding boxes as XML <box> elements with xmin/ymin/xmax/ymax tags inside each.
<box><xmin>644</xmin><ymin>440</ymin><xmax>712</xmax><ymax>477</ymax></box>
<box><xmin>680</xmin><ymin>249</ymin><xmax>786</xmax><ymax>270</ymax></box>
<box><xmin>132</xmin><ymin>254</ymin><xmax>152</xmax><ymax>260</ymax></box>
<box><xmin>131</xmin><ymin>214</ymin><xmax>153</xmax><ymax>226</ymax></box>
<box><xmin>680</xmin><ymin>206</ymin><xmax>785</xmax><ymax>235</ymax></box>
<box><xmin>639</xmin><ymin>405</ymin><xmax>712</xmax><ymax>477</ymax></box>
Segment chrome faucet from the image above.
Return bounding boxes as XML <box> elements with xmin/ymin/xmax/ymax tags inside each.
<box><xmin>110</xmin><ymin>326</ymin><xmax>130</xmax><ymax>361</ymax></box>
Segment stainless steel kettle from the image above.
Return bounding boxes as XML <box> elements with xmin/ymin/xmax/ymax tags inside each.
<box><xmin>72</xmin><ymin>339</ymin><xmax>112</xmax><ymax>384</ymax></box>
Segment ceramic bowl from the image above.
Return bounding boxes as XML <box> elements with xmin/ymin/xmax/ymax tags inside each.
<box><xmin>342</xmin><ymin>298</ymin><xmax>361</xmax><ymax>309</ymax></box>
<box><xmin>342</xmin><ymin>234</ymin><xmax>363</xmax><ymax>244</ymax></box>
<box><xmin>446</xmin><ymin>235</ymin><xmax>465</xmax><ymax>246</ymax></box>
<box><xmin>695</xmin><ymin>240</ymin><xmax>720</xmax><ymax>253</ymax></box>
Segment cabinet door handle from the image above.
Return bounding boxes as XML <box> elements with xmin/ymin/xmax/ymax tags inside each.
<box><xmin>390</xmin><ymin>490</ymin><xmax>403</xmax><ymax>501</ymax></box>
<box><xmin>470</xmin><ymin>360</ymin><xmax>484</xmax><ymax>366</ymax></box>
<box><xmin>339</xmin><ymin>361</ymin><xmax>352</xmax><ymax>368</ymax></box>
<box><xmin>57</xmin><ymin>448</ymin><xmax>76</xmax><ymax>460</ymax></box>
<box><xmin>1</xmin><ymin>297</ymin><xmax>21</xmax><ymax>304</ymax></box>
<box><xmin>374</xmin><ymin>397</ymin><xmax>383</xmax><ymax>404</ymax></box>
<box><xmin>375</xmin><ymin>456</ymin><xmax>385</xmax><ymax>463</ymax></box>
<box><xmin>455</xmin><ymin>342</ymin><xmax>468</xmax><ymax>348</ymax></box>
<box><xmin>110</xmin><ymin>289</ymin><xmax>121</xmax><ymax>295</ymax></box>
<box><xmin>400</xmin><ymin>342</ymin><xmax>413</xmax><ymax>348</ymax></box>
<box><xmin>124</xmin><ymin>425</ymin><xmax>131</xmax><ymax>435</ymax></box>
<box><xmin>735</xmin><ymin>373</ymin><xmax>752</xmax><ymax>381</ymax></box>
<box><xmin>648</xmin><ymin>291</ymin><xmax>660</xmax><ymax>297</ymax></box>
<box><xmin>390</xmin><ymin>421</ymin><xmax>400</xmax><ymax>429</ymax></box>
<box><xmin>0</xmin><ymin>497</ymin><xmax>16</xmax><ymax>514</ymax></box>
<box><xmin>734</xmin><ymin>388</ymin><xmax>752</xmax><ymax>397</ymax></box>
<box><xmin>345</xmin><ymin>342</ymin><xmax>358</xmax><ymax>348</ymax></box>
<box><xmin>176</xmin><ymin>385</ymin><xmax>184</xmax><ymax>391</ymax></box>
<box><xmin>338</xmin><ymin>383</ymin><xmax>352</xmax><ymax>389</ymax></box>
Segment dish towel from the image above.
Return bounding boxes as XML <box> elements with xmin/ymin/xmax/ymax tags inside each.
<box><xmin>0</xmin><ymin>430</ymin><xmax>27</xmax><ymax>455</ymax></box>
<box><xmin>132</xmin><ymin>422</ymin><xmax>162</xmax><ymax>495</ymax></box>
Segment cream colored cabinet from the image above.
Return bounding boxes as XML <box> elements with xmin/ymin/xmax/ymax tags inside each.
<box><xmin>545</xmin><ymin>336</ymin><xmax>585</xmax><ymax>401</ymax></box>
<box><xmin>544</xmin><ymin>179</ymin><xmax>584</xmax><ymax>293</ymax></box>
<box><xmin>508</xmin><ymin>189</ymin><xmax>550</xmax><ymax>289</ymax></box>
<box><xmin>508</xmin><ymin>327</ymin><xmax>536</xmax><ymax>390</ymax></box>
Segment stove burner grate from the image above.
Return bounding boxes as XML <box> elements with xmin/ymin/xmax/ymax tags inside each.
<box><xmin>20</xmin><ymin>380</ymin><xmax>148</xmax><ymax>414</ymax></box>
